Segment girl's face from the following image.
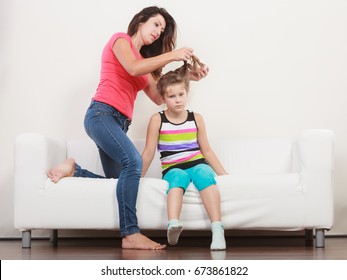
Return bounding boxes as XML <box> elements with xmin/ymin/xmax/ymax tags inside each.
<box><xmin>139</xmin><ymin>14</ymin><xmax>166</xmax><ymax>45</ymax></box>
<box><xmin>163</xmin><ymin>83</ymin><xmax>188</xmax><ymax>114</ymax></box>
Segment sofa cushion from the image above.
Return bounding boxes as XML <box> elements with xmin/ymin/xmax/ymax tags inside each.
<box><xmin>178</xmin><ymin>173</ymin><xmax>304</xmax><ymax>229</ymax></box>
<box><xmin>179</xmin><ymin>173</ymin><xmax>302</xmax><ymax>205</ymax></box>
<box><xmin>41</xmin><ymin>177</ymin><xmax>168</xmax><ymax>229</ymax></box>
<box><xmin>40</xmin><ymin>173</ymin><xmax>302</xmax><ymax>230</ymax></box>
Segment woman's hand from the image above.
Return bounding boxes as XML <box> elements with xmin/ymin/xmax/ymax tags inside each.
<box><xmin>189</xmin><ymin>65</ymin><xmax>209</xmax><ymax>81</ymax></box>
<box><xmin>171</xmin><ymin>47</ymin><xmax>194</xmax><ymax>61</ymax></box>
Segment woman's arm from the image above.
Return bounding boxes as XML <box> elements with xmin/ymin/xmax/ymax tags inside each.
<box><xmin>141</xmin><ymin>113</ymin><xmax>161</xmax><ymax>177</ymax></box>
<box><xmin>113</xmin><ymin>38</ymin><xmax>193</xmax><ymax>77</ymax></box>
<box><xmin>195</xmin><ymin>113</ymin><xmax>228</xmax><ymax>175</ymax></box>
<box><xmin>143</xmin><ymin>74</ymin><xmax>164</xmax><ymax>105</ymax></box>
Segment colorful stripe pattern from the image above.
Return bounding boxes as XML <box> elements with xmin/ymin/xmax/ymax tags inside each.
<box><xmin>158</xmin><ymin>111</ymin><xmax>206</xmax><ymax>175</ymax></box>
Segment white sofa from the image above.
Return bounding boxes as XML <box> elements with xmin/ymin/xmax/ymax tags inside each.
<box><xmin>14</xmin><ymin>129</ymin><xmax>335</xmax><ymax>248</ymax></box>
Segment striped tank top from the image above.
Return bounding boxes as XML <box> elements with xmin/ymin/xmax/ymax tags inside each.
<box><xmin>158</xmin><ymin>110</ymin><xmax>207</xmax><ymax>175</ymax></box>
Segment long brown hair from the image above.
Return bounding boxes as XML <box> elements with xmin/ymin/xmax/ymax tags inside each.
<box><xmin>127</xmin><ymin>6</ymin><xmax>177</xmax><ymax>79</ymax></box>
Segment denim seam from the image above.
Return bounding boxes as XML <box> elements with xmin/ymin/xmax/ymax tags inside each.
<box><xmin>97</xmin><ymin>116</ymin><xmax>139</xmax><ymax>237</ymax></box>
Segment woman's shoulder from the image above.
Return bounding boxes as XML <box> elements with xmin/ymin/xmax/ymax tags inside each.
<box><xmin>108</xmin><ymin>32</ymin><xmax>131</xmax><ymax>45</ymax></box>
<box><xmin>112</xmin><ymin>32</ymin><xmax>130</xmax><ymax>39</ymax></box>
<box><xmin>112</xmin><ymin>32</ymin><xmax>131</xmax><ymax>41</ymax></box>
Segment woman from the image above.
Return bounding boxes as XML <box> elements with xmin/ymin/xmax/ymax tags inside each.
<box><xmin>47</xmin><ymin>6</ymin><xmax>208</xmax><ymax>250</ymax></box>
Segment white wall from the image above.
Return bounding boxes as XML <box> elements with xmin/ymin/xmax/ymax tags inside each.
<box><xmin>1</xmin><ymin>0</ymin><xmax>346</xmax><ymax>237</ymax></box>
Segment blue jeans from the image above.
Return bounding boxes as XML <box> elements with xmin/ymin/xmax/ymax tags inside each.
<box><xmin>75</xmin><ymin>100</ymin><xmax>142</xmax><ymax>237</ymax></box>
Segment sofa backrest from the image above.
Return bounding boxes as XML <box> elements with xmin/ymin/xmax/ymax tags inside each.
<box><xmin>209</xmin><ymin>138</ymin><xmax>293</xmax><ymax>174</ymax></box>
<box><xmin>66</xmin><ymin>138</ymin><xmax>163</xmax><ymax>178</ymax></box>
<box><xmin>67</xmin><ymin>139</ymin><xmax>106</xmax><ymax>176</ymax></box>
<box><xmin>66</xmin><ymin>137</ymin><xmax>293</xmax><ymax>178</ymax></box>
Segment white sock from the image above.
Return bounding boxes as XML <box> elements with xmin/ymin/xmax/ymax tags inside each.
<box><xmin>167</xmin><ymin>219</ymin><xmax>183</xmax><ymax>245</ymax></box>
<box><xmin>210</xmin><ymin>221</ymin><xmax>226</xmax><ymax>250</ymax></box>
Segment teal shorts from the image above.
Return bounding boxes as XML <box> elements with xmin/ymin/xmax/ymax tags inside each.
<box><xmin>163</xmin><ymin>164</ymin><xmax>216</xmax><ymax>193</ymax></box>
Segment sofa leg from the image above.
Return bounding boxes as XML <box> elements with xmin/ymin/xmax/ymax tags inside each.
<box><xmin>305</xmin><ymin>229</ymin><xmax>313</xmax><ymax>246</ymax></box>
<box><xmin>315</xmin><ymin>229</ymin><xmax>325</xmax><ymax>248</ymax></box>
<box><xmin>22</xmin><ymin>230</ymin><xmax>31</xmax><ymax>248</ymax></box>
<box><xmin>305</xmin><ymin>229</ymin><xmax>313</xmax><ymax>240</ymax></box>
<box><xmin>50</xmin><ymin>230</ymin><xmax>58</xmax><ymax>246</ymax></box>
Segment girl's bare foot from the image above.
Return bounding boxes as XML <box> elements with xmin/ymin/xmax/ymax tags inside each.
<box><xmin>122</xmin><ymin>233</ymin><xmax>166</xmax><ymax>250</ymax></box>
<box><xmin>47</xmin><ymin>158</ymin><xmax>76</xmax><ymax>183</ymax></box>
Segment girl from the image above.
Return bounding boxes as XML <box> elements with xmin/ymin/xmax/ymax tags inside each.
<box><xmin>141</xmin><ymin>59</ymin><xmax>228</xmax><ymax>250</ymax></box>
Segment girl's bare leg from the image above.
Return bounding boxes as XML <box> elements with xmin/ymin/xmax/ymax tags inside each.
<box><xmin>47</xmin><ymin>158</ymin><xmax>75</xmax><ymax>183</ymax></box>
<box><xmin>167</xmin><ymin>188</ymin><xmax>184</xmax><ymax>220</ymax></box>
<box><xmin>167</xmin><ymin>188</ymin><xmax>184</xmax><ymax>245</ymax></box>
<box><xmin>199</xmin><ymin>185</ymin><xmax>221</xmax><ymax>222</ymax></box>
<box><xmin>200</xmin><ymin>185</ymin><xmax>226</xmax><ymax>250</ymax></box>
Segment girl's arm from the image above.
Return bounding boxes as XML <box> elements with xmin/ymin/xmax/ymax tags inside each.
<box><xmin>141</xmin><ymin>113</ymin><xmax>161</xmax><ymax>177</ymax></box>
<box><xmin>113</xmin><ymin>38</ymin><xmax>193</xmax><ymax>77</ymax></box>
<box><xmin>195</xmin><ymin>113</ymin><xmax>228</xmax><ymax>176</ymax></box>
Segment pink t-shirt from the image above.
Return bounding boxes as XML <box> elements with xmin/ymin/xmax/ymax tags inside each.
<box><xmin>93</xmin><ymin>32</ymin><xmax>149</xmax><ymax>120</ymax></box>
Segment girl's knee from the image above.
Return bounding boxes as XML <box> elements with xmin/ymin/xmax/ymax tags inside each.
<box><xmin>191</xmin><ymin>165</ymin><xmax>216</xmax><ymax>191</ymax></box>
<box><xmin>164</xmin><ymin>169</ymin><xmax>191</xmax><ymax>192</ymax></box>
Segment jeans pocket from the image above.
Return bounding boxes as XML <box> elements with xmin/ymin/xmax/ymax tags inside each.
<box><xmin>84</xmin><ymin>101</ymin><xmax>111</xmax><ymax>136</ymax></box>
<box><xmin>94</xmin><ymin>101</ymin><xmax>115</xmax><ymax>116</ymax></box>
<box><xmin>85</xmin><ymin>101</ymin><xmax>131</xmax><ymax>133</ymax></box>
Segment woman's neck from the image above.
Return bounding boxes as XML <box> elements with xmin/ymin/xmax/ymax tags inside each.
<box><xmin>131</xmin><ymin>33</ymin><xmax>143</xmax><ymax>52</ymax></box>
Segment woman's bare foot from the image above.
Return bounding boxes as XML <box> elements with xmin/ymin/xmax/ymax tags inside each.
<box><xmin>122</xmin><ymin>233</ymin><xmax>166</xmax><ymax>250</ymax></box>
<box><xmin>47</xmin><ymin>158</ymin><xmax>76</xmax><ymax>183</ymax></box>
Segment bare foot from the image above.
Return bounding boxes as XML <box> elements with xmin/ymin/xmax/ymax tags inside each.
<box><xmin>122</xmin><ymin>233</ymin><xmax>166</xmax><ymax>250</ymax></box>
<box><xmin>47</xmin><ymin>158</ymin><xmax>76</xmax><ymax>183</ymax></box>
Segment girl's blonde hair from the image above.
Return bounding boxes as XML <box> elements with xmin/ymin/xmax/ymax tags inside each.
<box><xmin>157</xmin><ymin>55</ymin><xmax>205</xmax><ymax>96</ymax></box>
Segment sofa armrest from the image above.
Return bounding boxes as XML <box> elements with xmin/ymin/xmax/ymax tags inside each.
<box><xmin>15</xmin><ymin>133</ymin><xmax>67</xmax><ymax>186</ymax></box>
<box><xmin>297</xmin><ymin>129</ymin><xmax>335</xmax><ymax>228</ymax></box>
<box><xmin>14</xmin><ymin>133</ymin><xmax>67</xmax><ymax>229</ymax></box>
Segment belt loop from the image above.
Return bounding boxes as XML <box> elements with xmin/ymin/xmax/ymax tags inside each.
<box><xmin>124</xmin><ymin>118</ymin><xmax>131</xmax><ymax>131</ymax></box>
